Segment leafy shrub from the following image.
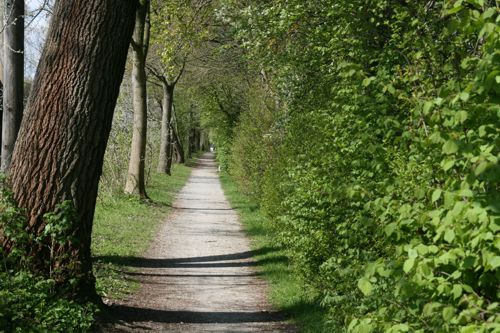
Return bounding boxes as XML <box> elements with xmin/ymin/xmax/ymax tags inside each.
<box><xmin>0</xmin><ymin>271</ymin><xmax>95</xmax><ymax>332</ymax></box>
<box><xmin>0</xmin><ymin>184</ymin><xmax>96</xmax><ymax>332</ymax></box>
<box><xmin>230</xmin><ymin>85</ymin><xmax>283</xmax><ymax>199</ymax></box>
<box><xmin>216</xmin><ymin>0</ymin><xmax>500</xmax><ymax>331</ymax></box>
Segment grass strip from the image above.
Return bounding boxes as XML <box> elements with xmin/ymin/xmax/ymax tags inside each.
<box><xmin>220</xmin><ymin>173</ymin><xmax>330</xmax><ymax>333</ymax></box>
<box><xmin>92</xmin><ymin>163</ymin><xmax>193</xmax><ymax>300</ymax></box>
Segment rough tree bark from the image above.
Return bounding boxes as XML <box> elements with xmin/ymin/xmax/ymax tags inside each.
<box><xmin>125</xmin><ymin>0</ymin><xmax>150</xmax><ymax>198</ymax></box>
<box><xmin>1</xmin><ymin>0</ymin><xmax>24</xmax><ymax>172</ymax></box>
<box><xmin>8</xmin><ymin>0</ymin><xmax>137</xmax><ymax>299</ymax></box>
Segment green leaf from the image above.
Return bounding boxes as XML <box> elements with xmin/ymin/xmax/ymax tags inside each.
<box><xmin>423</xmin><ymin>101</ymin><xmax>433</xmax><ymax>115</ymax></box>
<box><xmin>403</xmin><ymin>258</ymin><xmax>415</xmax><ymax>273</ymax></box>
<box><xmin>384</xmin><ymin>223</ymin><xmax>397</xmax><ymax>236</ymax></box>
<box><xmin>474</xmin><ymin>162</ymin><xmax>489</xmax><ymax>175</ymax></box>
<box><xmin>355</xmin><ymin>320</ymin><xmax>374</xmax><ymax>333</ymax></box>
<box><xmin>390</xmin><ymin>323</ymin><xmax>409</xmax><ymax>332</ymax></box>
<box><xmin>482</xmin><ymin>8</ymin><xmax>496</xmax><ymax>19</ymax></box>
<box><xmin>441</xmin><ymin>159</ymin><xmax>455</xmax><ymax>171</ymax></box>
<box><xmin>455</xmin><ymin>110</ymin><xmax>468</xmax><ymax>123</ymax></box>
<box><xmin>486</xmin><ymin>255</ymin><xmax>500</xmax><ymax>270</ymax></box>
<box><xmin>357</xmin><ymin>277</ymin><xmax>373</xmax><ymax>296</ymax></box>
<box><xmin>423</xmin><ymin>302</ymin><xmax>441</xmax><ymax>316</ymax></box>
<box><xmin>362</xmin><ymin>77</ymin><xmax>375</xmax><ymax>87</ymax></box>
<box><xmin>458</xmin><ymin>189</ymin><xmax>473</xmax><ymax>197</ymax></box>
<box><xmin>479</xmin><ymin>23</ymin><xmax>496</xmax><ymax>39</ymax></box>
<box><xmin>442</xmin><ymin>140</ymin><xmax>459</xmax><ymax>154</ymax></box>
<box><xmin>376</xmin><ymin>266</ymin><xmax>392</xmax><ymax>278</ymax></box>
<box><xmin>462</xmin><ymin>284</ymin><xmax>474</xmax><ymax>293</ymax></box>
<box><xmin>432</xmin><ymin>189</ymin><xmax>442</xmax><ymax>203</ymax></box>
<box><xmin>451</xmin><ymin>284</ymin><xmax>462</xmax><ymax>299</ymax></box>
<box><xmin>461</xmin><ymin>326</ymin><xmax>480</xmax><ymax>333</ymax></box>
<box><xmin>442</xmin><ymin>306</ymin><xmax>455</xmax><ymax>321</ymax></box>
<box><xmin>459</xmin><ymin>92</ymin><xmax>469</xmax><ymax>102</ymax></box>
<box><xmin>444</xmin><ymin>229</ymin><xmax>455</xmax><ymax>243</ymax></box>
<box><xmin>446</xmin><ymin>5</ymin><xmax>463</xmax><ymax>15</ymax></box>
<box><xmin>478</xmin><ymin>125</ymin><xmax>487</xmax><ymax>137</ymax></box>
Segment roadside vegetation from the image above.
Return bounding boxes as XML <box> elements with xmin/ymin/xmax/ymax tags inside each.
<box><xmin>220</xmin><ymin>174</ymin><xmax>330</xmax><ymax>332</ymax></box>
<box><xmin>1</xmin><ymin>0</ymin><xmax>498</xmax><ymax>332</ymax></box>
<box><xmin>93</xmin><ymin>166</ymin><xmax>192</xmax><ymax>300</ymax></box>
<box><xmin>211</xmin><ymin>1</ymin><xmax>499</xmax><ymax>332</ymax></box>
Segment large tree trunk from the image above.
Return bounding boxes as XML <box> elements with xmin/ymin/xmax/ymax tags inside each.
<box><xmin>157</xmin><ymin>82</ymin><xmax>174</xmax><ymax>174</ymax></box>
<box><xmin>125</xmin><ymin>0</ymin><xmax>149</xmax><ymax>198</ymax></box>
<box><xmin>1</xmin><ymin>0</ymin><xmax>24</xmax><ymax>172</ymax></box>
<box><xmin>7</xmin><ymin>0</ymin><xmax>137</xmax><ymax>299</ymax></box>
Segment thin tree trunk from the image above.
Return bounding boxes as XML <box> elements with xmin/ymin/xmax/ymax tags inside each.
<box><xmin>171</xmin><ymin>107</ymin><xmax>185</xmax><ymax>164</ymax></box>
<box><xmin>172</xmin><ymin>128</ymin><xmax>181</xmax><ymax>163</ymax></box>
<box><xmin>125</xmin><ymin>0</ymin><xmax>150</xmax><ymax>198</ymax></box>
<box><xmin>2</xmin><ymin>0</ymin><xmax>24</xmax><ymax>172</ymax></box>
<box><xmin>167</xmin><ymin>127</ymin><xmax>174</xmax><ymax>168</ymax></box>
<box><xmin>157</xmin><ymin>82</ymin><xmax>174</xmax><ymax>174</ymax></box>
<box><xmin>0</xmin><ymin>2</ymin><xmax>4</xmax><ymax>152</ymax></box>
<box><xmin>7</xmin><ymin>0</ymin><xmax>137</xmax><ymax>300</ymax></box>
<box><xmin>194</xmin><ymin>128</ymin><xmax>200</xmax><ymax>152</ymax></box>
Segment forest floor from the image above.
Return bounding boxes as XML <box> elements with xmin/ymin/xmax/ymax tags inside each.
<box><xmin>99</xmin><ymin>153</ymin><xmax>294</xmax><ymax>332</ymax></box>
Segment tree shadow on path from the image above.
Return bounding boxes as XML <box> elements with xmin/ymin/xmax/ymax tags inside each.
<box><xmin>94</xmin><ymin>247</ymin><xmax>287</xmax><ymax>269</ymax></box>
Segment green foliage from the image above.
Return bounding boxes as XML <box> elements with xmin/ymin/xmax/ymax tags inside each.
<box><xmin>0</xmin><ymin>271</ymin><xmax>95</xmax><ymax>333</ymax></box>
<box><xmin>220</xmin><ymin>174</ymin><xmax>331</xmax><ymax>332</ymax></box>
<box><xmin>212</xmin><ymin>0</ymin><xmax>500</xmax><ymax>331</ymax></box>
<box><xmin>150</xmin><ymin>0</ymin><xmax>213</xmax><ymax>78</ymax></box>
<box><xmin>230</xmin><ymin>84</ymin><xmax>284</xmax><ymax>198</ymax></box>
<box><xmin>0</xmin><ymin>183</ymin><xmax>95</xmax><ymax>332</ymax></box>
<box><xmin>199</xmin><ymin>79</ymin><xmax>247</xmax><ymax>171</ymax></box>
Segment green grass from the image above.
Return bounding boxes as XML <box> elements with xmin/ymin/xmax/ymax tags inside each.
<box><xmin>219</xmin><ymin>173</ymin><xmax>331</xmax><ymax>333</ymax></box>
<box><xmin>92</xmin><ymin>163</ymin><xmax>193</xmax><ymax>299</ymax></box>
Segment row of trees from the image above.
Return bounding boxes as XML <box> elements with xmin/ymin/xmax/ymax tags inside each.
<box><xmin>0</xmin><ymin>0</ymin><xmax>214</xmax><ymax>308</ymax></box>
<box><xmin>2</xmin><ymin>0</ymin><xmax>497</xmax><ymax>331</ymax></box>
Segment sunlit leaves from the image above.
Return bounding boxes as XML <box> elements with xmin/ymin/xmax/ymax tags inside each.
<box><xmin>216</xmin><ymin>0</ymin><xmax>500</xmax><ymax>331</ymax></box>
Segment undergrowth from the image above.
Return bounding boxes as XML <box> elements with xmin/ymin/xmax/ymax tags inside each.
<box><xmin>220</xmin><ymin>173</ymin><xmax>330</xmax><ymax>332</ymax></box>
<box><xmin>0</xmin><ymin>181</ymin><xmax>96</xmax><ymax>332</ymax></box>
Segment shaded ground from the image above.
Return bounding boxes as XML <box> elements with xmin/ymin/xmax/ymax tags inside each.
<box><xmin>99</xmin><ymin>153</ymin><xmax>294</xmax><ymax>332</ymax></box>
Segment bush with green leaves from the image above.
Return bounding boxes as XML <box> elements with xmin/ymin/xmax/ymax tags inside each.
<box><xmin>215</xmin><ymin>0</ymin><xmax>499</xmax><ymax>331</ymax></box>
<box><xmin>229</xmin><ymin>84</ymin><xmax>284</xmax><ymax>199</ymax></box>
<box><xmin>0</xmin><ymin>185</ymin><xmax>96</xmax><ymax>332</ymax></box>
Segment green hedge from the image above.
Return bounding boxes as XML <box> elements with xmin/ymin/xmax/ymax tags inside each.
<box><xmin>216</xmin><ymin>0</ymin><xmax>499</xmax><ymax>331</ymax></box>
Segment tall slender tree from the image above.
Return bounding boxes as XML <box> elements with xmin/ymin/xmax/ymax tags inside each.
<box><xmin>124</xmin><ymin>0</ymin><xmax>150</xmax><ymax>198</ymax></box>
<box><xmin>2</xmin><ymin>0</ymin><xmax>24</xmax><ymax>172</ymax></box>
<box><xmin>149</xmin><ymin>0</ymin><xmax>213</xmax><ymax>173</ymax></box>
<box><xmin>148</xmin><ymin>61</ymin><xmax>184</xmax><ymax>174</ymax></box>
<box><xmin>7</xmin><ymin>0</ymin><xmax>137</xmax><ymax>299</ymax></box>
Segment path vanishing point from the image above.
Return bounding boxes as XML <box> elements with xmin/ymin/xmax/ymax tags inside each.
<box><xmin>101</xmin><ymin>153</ymin><xmax>293</xmax><ymax>333</ymax></box>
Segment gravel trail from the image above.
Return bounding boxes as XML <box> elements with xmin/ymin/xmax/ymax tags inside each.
<box><xmin>101</xmin><ymin>153</ymin><xmax>293</xmax><ymax>332</ymax></box>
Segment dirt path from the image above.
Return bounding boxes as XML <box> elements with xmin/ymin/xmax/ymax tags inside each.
<box><xmin>101</xmin><ymin>153</ymin><xmax>293</xmax><ymax>332</ymax></box>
